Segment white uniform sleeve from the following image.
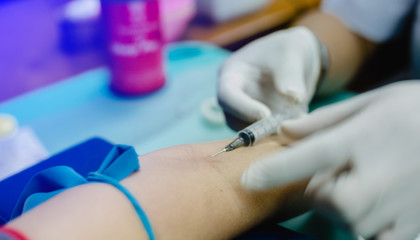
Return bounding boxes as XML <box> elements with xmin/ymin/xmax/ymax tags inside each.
<box><xmin>322</xmin><ymin>0</ymin><xmax>417</xmax><ymax>43</ymax></box>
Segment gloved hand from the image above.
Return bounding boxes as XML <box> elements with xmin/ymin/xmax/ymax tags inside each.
<box><xmin>241</xmin><ymin>81</ymin><xmax>420</xmax><ymax>240</ymax></box>
<box><xmin>218</xmin><ymin>26</ymin><xmax>324</xmax><ymax>130</ymax></box>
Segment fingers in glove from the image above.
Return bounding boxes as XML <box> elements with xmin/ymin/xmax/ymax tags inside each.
<box><xmin>377</xmin><ymin>211</ymin><xmax>420</xmax><ymax>240</ymax></box>
<box><xmin>354</xmin><ymin>180</ymin><xmax>420</xmax><ymax>239</ymax></box>
<box><xmin>270</xmin><ymin>26</ymin><xmax>321</xmax><ymax>104</ymax></box>
<box><xmin>241</xmin><ymin>127</ymin><xmax>350</xmax><ymax>191</ymax></box>
<box><xmin>218</xmin><ymin>61</ymin><xmax>272</xmax><ymax>122</ymax></box>
<box><xmin>307</xmin><ymin>167</ymin><xmax>385</xmax><ymax>228</ymax></box>
<box><xmin>364</xmin><ymin>208</ymin><xmax>420</xmax><ymax>240</ymax></box>
<box><xmin>271</xmin><ymin>54</ymin><xmax>307</xmax><ymax>104</ymax></box>
<box><xmin>279</xmin><ymin>89</ymin><xmax>378</xmax><ymax>139</ymax></box>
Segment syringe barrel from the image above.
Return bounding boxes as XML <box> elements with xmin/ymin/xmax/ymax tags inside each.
<box><xmin>238</xmin><ymin>110</ymin><xmax>300</xmax><ymax>146</ymax></box>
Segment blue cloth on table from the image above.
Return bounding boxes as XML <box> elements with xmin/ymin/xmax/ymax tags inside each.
<box><xmin>11</xmin><ymin>144</ymin><xmax>139</xmax><ymax>218</ymax></box>
<box><xmin>0</xmin><ymin>137</ymin><xmax>155</xmax><ymax>239</ymax></box>
<box><xmin>0</xmin><ymin>138</ymin><xmax>114</xmax><ymax>224</ymax></box>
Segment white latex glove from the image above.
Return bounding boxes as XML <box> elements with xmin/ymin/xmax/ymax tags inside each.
<box><xmin>241</xmin><ymin>81</ymin><xmax>420</xmax><ymax>240</ymax></box>
<box><xmin>218</xmin><ymin>26</ymin><xmax>323</xmax><ymax>123</ymax></box>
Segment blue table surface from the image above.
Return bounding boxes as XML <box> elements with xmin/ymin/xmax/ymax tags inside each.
<box><xmin>0</xmin><ymin>41</ymin><xmax>236</xmax><ymax>156</ymax></box>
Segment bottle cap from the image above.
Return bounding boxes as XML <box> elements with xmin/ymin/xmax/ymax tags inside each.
<box><xmin>0</xmin><ymin>113</ymin><xmax>18</xmax><ymax>140</ymax></box>
<box><xmin>200</xmin><ymin>97</ymin><xmax>226</xmax><ymax>126</ymax></box>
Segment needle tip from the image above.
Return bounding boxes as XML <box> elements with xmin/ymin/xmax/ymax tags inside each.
<box><xmin>211</xmin><ymin>149</ymin><xmax>226</xmax><ymax>158</ymax></box>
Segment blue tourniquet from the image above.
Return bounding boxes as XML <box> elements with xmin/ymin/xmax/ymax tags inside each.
<box><xmin>7</xmin><ymin>144</ymin><xmax>155</xmax><ymax>240</ymax></box>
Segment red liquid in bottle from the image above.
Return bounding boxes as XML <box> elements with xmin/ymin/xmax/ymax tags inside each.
<box><xmin>101</xmin><ymin>0</ymin><xmax>165</xmax><ymax>95</ymax></box>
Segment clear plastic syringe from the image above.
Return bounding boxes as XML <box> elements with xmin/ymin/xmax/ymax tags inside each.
<box><xmin>212</xmin><ymin>108</ymin><xmax>301</xmax><ymax>157</ymax></box>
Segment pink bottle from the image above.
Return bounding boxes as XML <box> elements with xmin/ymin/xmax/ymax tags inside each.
<box><xmin>101</xmin><ymin>0</ymin><xmax>165</xmax><ymax>95</ymax></box>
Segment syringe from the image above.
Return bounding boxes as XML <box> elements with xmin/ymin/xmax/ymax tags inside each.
<box><xmin>211</xmin><ymin>108</ymin><xmax>301</xmax><ymax>157</ymax></box>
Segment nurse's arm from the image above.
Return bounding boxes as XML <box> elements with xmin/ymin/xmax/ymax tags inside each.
<box><xmin>293</xmin><ymin>9</ymin><xmax>378</xmax><ymax>95</ymax></box>
<box><xmin>5</xmin><ymin>137</ymin><xmax>308</xmax><ymax>240</ymax></box>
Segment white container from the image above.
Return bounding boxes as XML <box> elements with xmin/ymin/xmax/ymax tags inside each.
<box><xmin>0</xmin><ymin>114</ymin><xmax>49</xmax><ymax>181</ymax></box>
<box><xmin>160</xmin><ymin>0</ymin><xmax>196</xmax><ymax>43</ymax></box>
<box><xmin>196</xmin><ymin>0</ymin><xmax>271</xmax><ymax>23</ymax></box>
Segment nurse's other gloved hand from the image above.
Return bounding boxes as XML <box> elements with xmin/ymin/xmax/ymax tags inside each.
<box><xmin>241</xmin><ymin>81</ymin><xmax>420</xmax><ymax>240</ymax></box>
<box><xmin>218</xmin><ymin>26</ymin><xmax>322</xmax><ymax>131</ymax></box>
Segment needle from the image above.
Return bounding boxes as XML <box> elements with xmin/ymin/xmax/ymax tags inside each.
<box><xmin>211</xmin><ymin>148</ymin><xmax>227</xmax><ymax>158</ymax></box>
<box><xmin>211</xmin><ymin>137</ymin><xmax>246</xmax><ymax>158</ymax></box>
<box><xmin>210</xmin><ymin>107</ymin><xmax>301</xmax><ymax>158</ymax></box>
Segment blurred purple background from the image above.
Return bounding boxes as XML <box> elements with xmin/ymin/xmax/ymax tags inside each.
<box><xmin>0</xmin><ymin>0</ymin><xmax>107</xmax><ymax>103</ymax></box>
<box><xmin>0</xmin><ymin>0</ymin><xmax>196</xmax><ymax>103</ymax></box>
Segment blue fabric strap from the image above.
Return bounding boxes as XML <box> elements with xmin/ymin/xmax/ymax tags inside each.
<box><xmin>87</xmin><ymin>172</ymin><xmax>155</xmax><ymax>240</ymax></box>
<box><xmin>10</xmin><ymin>145</ymin><xmax>155</xmax><ymax>240</ymax></box>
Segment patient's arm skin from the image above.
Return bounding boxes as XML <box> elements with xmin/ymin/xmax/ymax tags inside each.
<box><xmin>6</xmin><ymin>137</ymin><xmax>308</xmax><ymax>240</ymax></box>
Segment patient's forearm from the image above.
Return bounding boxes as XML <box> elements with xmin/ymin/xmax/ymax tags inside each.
<box><xmin>7</xmin><ymin>137</ymin><xmax>308</xmax><ymax>240</ymax></box>
<box><xmin>123</xmin><ymin>138</ymin><xmax>308</xmax><ymax>239</ymax></box>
